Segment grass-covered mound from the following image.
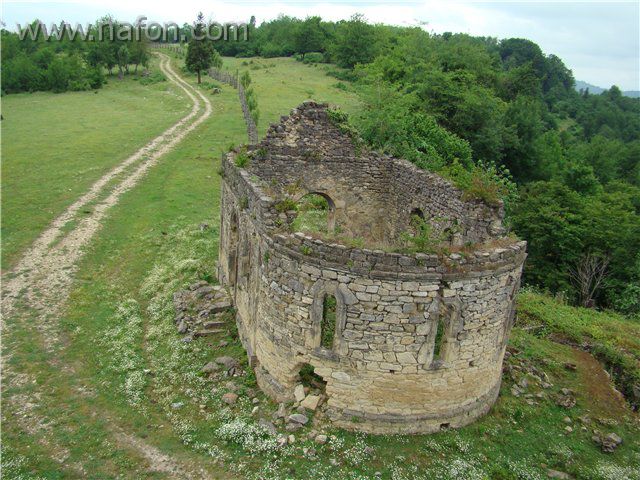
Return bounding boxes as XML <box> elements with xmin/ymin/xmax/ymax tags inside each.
<box><xmin>517</xmin><ymin>290</ymin><xmax>640</xmax><ymax>411</ymax></box>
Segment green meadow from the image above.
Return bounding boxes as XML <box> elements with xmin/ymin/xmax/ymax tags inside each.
<box><xmin>0</xmin><ymin>55</ymin><xmax>189</xmax><ymax>270</ymax></box>
<box><xmin>2</xmin><ymin>53</ymin><xmax>638</xmax><ymax>479</ymax></box>
<box><xmin>221</xmin><ymin>56</ymin><xmax>361</xmax><ymax>135</ymax></box>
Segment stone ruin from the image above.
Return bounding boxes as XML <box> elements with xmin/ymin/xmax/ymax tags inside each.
<box><xmin>173</xmin><ymin>281</ymin><xmax>232</xmax><ymax>338</ymax></box>
<box><xmin>217</xmin><ymin>101</ymin><xmax>527</xmax><ymax>434</ymax></box>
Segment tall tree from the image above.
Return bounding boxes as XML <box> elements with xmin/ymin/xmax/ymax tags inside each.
<box><xmin>129</xmin><ymin>39</ymin><xmax>149</xmax><ymax>73</ymax></box>
<box><xmin>332</xmin><ymin>14</ymin><xmax>378</xmax><ymax>68</ymax></box>
<box><xmin>116</xmin><ymin>45</ymin><xmax>129</xmax><ymax>77</ymax></box>
<box><xmin>186</xmin><ymin>12</ymin><xmax>215</xmax><ymax>84</ymax></box>
<box><xmin>294</xmin><ymin>16</ymin><xmax>326</xmax><ymax>58</ymax></box>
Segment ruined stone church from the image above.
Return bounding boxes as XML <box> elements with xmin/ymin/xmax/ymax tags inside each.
<box><xmin>218</xmin><ymin>101</ymin><xmax>526</xmax><ymax>434</ymax></box>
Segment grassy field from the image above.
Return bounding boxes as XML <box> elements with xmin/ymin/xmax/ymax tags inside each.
<box><xmin>2</xmin><ymin>53</ymin><xmax>246</xmax><ymax>478</ymax></box>
<box><xmin>0</xmin><ymin>54</ymin><xmax>189</xmax><ymax>271</ymax></box>
<box><xmin>2</xmin><ymin>53</ymin><xmax>639</xmax><ymax>479</ymax></box>
<box><xmin>221</xmin><ymin>56</ymin><xmax>361</xmax><ymax>136</ymax></box>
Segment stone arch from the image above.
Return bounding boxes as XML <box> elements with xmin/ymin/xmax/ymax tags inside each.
<box><xmin>420</xmin><ymin>295</ymin><xmax>463</xmax><ymax>369</ymax></box>
<box><xmin>293</xmin><ymin>191</ymin><xmax>337</xmax><ymax>233</ymax></box>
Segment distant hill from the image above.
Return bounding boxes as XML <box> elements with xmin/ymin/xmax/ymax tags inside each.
<box><xmin>575</xmin><ymin>80</ymin><xmax>605</xmax><ymax>94</ymax></box>
<box><xmin>575</xmin><ymin>80</ymin><xmax>640</xmax><ymax>98</ymax></box>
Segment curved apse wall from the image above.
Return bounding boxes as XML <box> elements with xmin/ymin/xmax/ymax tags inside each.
<box><xmin>218</xmin><ymin>102</ymin><xmax>526</xmax><ymax>434</ymax></box>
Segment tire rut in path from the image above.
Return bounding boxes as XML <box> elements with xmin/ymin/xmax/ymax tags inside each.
<box><xmin>1</xmin><ymin>52</ymin><xmax>214</xmax><ymax>479</ymax></box>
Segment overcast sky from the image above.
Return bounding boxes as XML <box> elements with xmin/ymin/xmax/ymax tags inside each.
<box><xmin>3</xmin><ymin>1</ymin><xmax>639</xmax><ymax>90</ymax></box>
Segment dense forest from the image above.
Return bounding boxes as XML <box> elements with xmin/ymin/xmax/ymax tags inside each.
<box><xmin>2</xmin><ymin>14</ymin><xmax>638</xmax><ymax>315</ymax></box>
<box><xmin>216</xmin><ymin>14</ymin><xmax>639</xmax><ymax>315</ymax></box>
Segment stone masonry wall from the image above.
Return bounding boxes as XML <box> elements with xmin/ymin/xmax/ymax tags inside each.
<box><xmin>389</xmin><ymin>159</ymin><xmax>505</xmax><ymax>244</ymax></box>
<box><xmin>244</xmin><ymin>102</ymin><xmax>503</xmax><ymax>244</ymax></box>
<box><xmin>245</xmin><ymin>107</ymin><xmax>393</xmax><ymax>242</ymax></box>
<box><xmin>218</xmin><ymin>101</ymin><xmax>526</xmax><ymax>434</ymax></box>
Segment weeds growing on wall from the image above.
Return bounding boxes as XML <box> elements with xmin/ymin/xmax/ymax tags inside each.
<box><xmin>400</xmin><ymin>215</ymin><xmax>439</xmax><ymax>253</ymax></box>
<box><xmin>235</xmin><ymin>151</ymin><xmax>250</xmax><ymax>168</ymax></box>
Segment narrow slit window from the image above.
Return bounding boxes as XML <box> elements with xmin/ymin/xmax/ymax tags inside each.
<box><xmin>321</xmin><ymin>294</ymin><xmax>337</xmax><ymax>350</ymax></box>
<box><xmin>433</xmin><ymin>317</ymin><xmax>446</xmax><ymax>360</ymax></box>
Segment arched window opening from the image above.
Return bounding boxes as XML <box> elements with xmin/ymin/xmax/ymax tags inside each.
<box><xmin>409</xmin><ymin>208</ymin><xmax>426</xmax><ymax>237</ymax></box>
<box><xmin>442</xmin><ymin>227</ymin><xmax>454</xmax><ymax>242</ymax></box>
<box><xmin>321</xmin><ymin>294</ymin><xmax>337</xmax><ymax>350</ymax></box>
<box><xmin>291</xmin><ymin>192</ymin><xmax>336</xmax><ymax>234</ymax></box>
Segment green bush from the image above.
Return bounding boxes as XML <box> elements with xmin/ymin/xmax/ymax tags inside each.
<box><xmin>196</xmin><ymin>79</ymin><xmax>220</xmax><ymax>89</ymax></box>
<box><xmin>235</xmin><ymin>152</ymin><xmax>249</xmax><ymax>168</ymax></box>
<box><xmin>139</xmin><ymin>71</ymin><xmax>166</xmax><ymax>85</ymax></box>
<box><xmin>274</xmin><ymin>198</ymin><xmax>297</xmax><ymax>213</ymax></box>
<box><xmin>87</xmin><ymin>67</ymin><xmax>105</xmax><ymax>89</ymax></box>
<box><xmin>355</xmin><ymin>89</ymin><xmax>473</xmax><ymax>171</ymax></box>
<box><xmin>2</xmin><ymin>26</ymin><xmax>153</xmax><ymax>94</ymax></box>
<box><xmin>326</xmin><ymin>68</ymin><xmax>358</xmax><ymax>82</ymax></box>
<box><xmin>442</xmin><ymin>160</ymin><xmax>517</xmax><ymax>208</ymax></box>
<box><xmin>240</xmin><ymin>71</ymin><xmax>252</xmax><ymax>89</ymax></box>
<box><xmin>68</xmin><ymin>79</ymin><xmax>91</xmax><ymax>91</ymax></box>
<box><xmin>400</xmin><ymin>215</ymin><xmax>438</xmax><ymax>253</ymax></box>
<box><xmin>613</xmin><ymin>283</ymin><xmax>640</xmax><ymax>317</ymax></box>
<box><xmin>302</xmin><ymin>52</ymin><xmax>324</xmax><ymax>64</ymax></box>
<box><xmin>260</xmin><ymin>43</ymin><xmax>287</xmax><ymax>58</ymax></box>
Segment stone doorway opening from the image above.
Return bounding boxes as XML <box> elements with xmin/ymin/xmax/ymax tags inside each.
<box><xmin>298</xmin><ymin>363</ymin><xmax>327</xmax><ymax>394</ymax></box>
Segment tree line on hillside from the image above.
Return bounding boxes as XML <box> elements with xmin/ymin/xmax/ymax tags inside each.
<box><xmin>1</xmin><ymin>17</ymin><xmax>152</xmax><ymax>93</ymax></box>
<box><xmin>3</xmin><ymin>13</ymin><xmax>638</xmax><ymax>315</ymax></box>
<box><xmin>213</xmin><ymin>14</ymin><xmax>639</xmax><ymax>315</ymax></box>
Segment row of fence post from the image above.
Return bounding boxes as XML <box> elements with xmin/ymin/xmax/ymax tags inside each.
<box><xmin>209</xmin><ymin>68</ymin><xmax>258</xmax><ymax>145</ymax></box>
<box><xmin>151</xmin><ymin>43</ymin><xmax>183</xmax><ymax>55</ymax></box>
<box><xmin>151</xmin><ymin>45</ymin><xmax>257</xmax><ymax>145</ymax></box>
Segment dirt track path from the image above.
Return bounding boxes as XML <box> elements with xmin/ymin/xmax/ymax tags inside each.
<box><xmin>2</xmin><ymin>53</ymin><xmax>211</xmax><ymax>321</ymax></box>
<box><xmin>1</xmin><ymin>53</ymin><xmax>213</xmax><ymax>478</ymax></box>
